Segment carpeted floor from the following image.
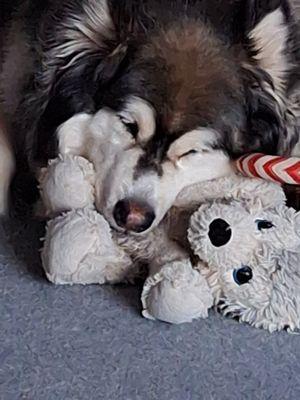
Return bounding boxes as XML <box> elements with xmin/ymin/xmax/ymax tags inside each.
<box><xmin>1</xmin><ymin>212</ymin><xmax>300</xmax><ymax>400</ymax></box>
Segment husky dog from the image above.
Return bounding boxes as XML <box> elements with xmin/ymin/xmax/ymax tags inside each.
<box><xmin>0</xmin><ymin>0</ymin><xmax>299</xmax><ymax>232</ymax></box>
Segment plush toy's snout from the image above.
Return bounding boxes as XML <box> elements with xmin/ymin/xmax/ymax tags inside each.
<box><xmin>208</xmin><ymin>219</ymin><xmax>232</xmax><ymax>247</ymax></box>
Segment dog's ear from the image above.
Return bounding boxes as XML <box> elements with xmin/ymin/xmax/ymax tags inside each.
<box><xmin>240</xmin><ymin>66</ymin><xmax>285</xmax><ymax>155</ymax></box>
<box><xmin>45</xmin><ymin>41</ymin><xmax>128</xmax><ymax>124</ymax></box>
<box><xmin>245</xmin><ymin>1</ymin><xmax>293</xmax><ymax>93</ymax></box>
<box><xmin>42</xmin><ymin>0</ymin><xmax>130</xmax><ymax>117</ymax></box>
<box><xmin>237</xmin><ymin>1</ymin><xmax>299</xmax><ymax>156</ymax></box>
<box><xmin>16</xmin><ymin>0</ymin><xmax>130</xmax><ymax>167</ymax></box>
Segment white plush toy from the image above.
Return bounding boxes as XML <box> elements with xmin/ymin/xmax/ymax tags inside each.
<box><xmin>188</xmin><ymin>200</ymin><xmax>300</xmax><ymax>332</ymax></box>
<box><xmin>39</xmin><ymin>153</ymin><xmax>299</xmax><ymax>331</ymax></box>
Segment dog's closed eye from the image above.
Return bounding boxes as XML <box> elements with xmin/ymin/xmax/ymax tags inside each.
<box><xmin>123</xmin><ymin>120</ymin><xmax>139</xmax><ymax>138</ymax></box>
<box><xmin>179</xmin><ymin>149</ymin><xmax>198</xmax><ymax>158</ymax></box>
<box><xmin>119</xmin><ymin>115</ymin><xmax>139</xmax><ymax>139</ymax></box>
<box><xmin>168</xmin><ymin>128</ymin><xmax>217</xmax><ymax>162</ymax></box>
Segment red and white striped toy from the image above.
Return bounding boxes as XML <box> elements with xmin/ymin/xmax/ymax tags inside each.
<box><xmin>235</xmin><ymin>153</ymin><xmax>300</xmax><ymax>185</ymax></box>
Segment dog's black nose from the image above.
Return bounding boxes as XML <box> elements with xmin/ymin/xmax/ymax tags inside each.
<box><xmin>208</xmin><ymin>218</ymin><xmax>232</xmax><ymax>247</ymax></box>
<box><xmin>113</xmin><ymin>199</ymin><xmax>155</xmax><ymax>233</ymax></box>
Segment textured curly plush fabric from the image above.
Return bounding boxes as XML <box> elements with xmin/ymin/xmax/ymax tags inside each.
<box><xmin>188</xmin><ymin>202</ymin><xmax>300</xmax><ymax>332</ymax></box>
<box><xmin>1</xmin><ymin>213</ymin><xmax>300</xmax><ymax>400</ymax></box>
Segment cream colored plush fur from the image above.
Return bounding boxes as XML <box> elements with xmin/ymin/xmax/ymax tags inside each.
<box><xmin>40</xmin><ymin>154</ymin><xmax>300</xmax><ymax>331</ymax></box>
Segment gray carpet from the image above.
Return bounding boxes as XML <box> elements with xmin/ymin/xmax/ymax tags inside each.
<box><xmin>1</xmin><ymin>213</ymin><xmax>300</xmax><ymax>400</ymax></box>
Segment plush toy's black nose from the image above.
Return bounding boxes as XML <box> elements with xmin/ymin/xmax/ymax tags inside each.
<box><xmin>233</xmin><ymin>266</ymin><xmax>253</xmax><ymax>285</ymax></box>
<box><xmin>113</xmin><ymin>198</ymin><xmax>155</xmax><ymax>233</ymax></box>
<box><xmin>208</xmin><ymin>218</ymin><xmax>232</xmax><ymax>247</ymax></box>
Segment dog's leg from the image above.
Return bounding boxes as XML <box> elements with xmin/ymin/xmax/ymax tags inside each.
<box><xmin>0</xmin><ymin>113</ymin><xmax>15</xmax><ymax>215</ymax></box>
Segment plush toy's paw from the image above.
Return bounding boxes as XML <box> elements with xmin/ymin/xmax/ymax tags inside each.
<box><xmin>39</xmin><ymin>155</ymin><xmax>95</xmax><ymax>216</ymax></box>
<box><xmin>141</xmin><ymin>259</ymin><xmax>213</xmax><ymax>324</ymax></box>
<box><xmin>41</xmin><ymin>208</ymin><xmax>133</xmax><ymax>285</ymax></box>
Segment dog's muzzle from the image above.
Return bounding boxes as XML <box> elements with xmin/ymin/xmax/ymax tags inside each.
<box><xmin>113</xmin><ymin>198</ymin><xmax>156</xmax><ymax>233</ymax></box>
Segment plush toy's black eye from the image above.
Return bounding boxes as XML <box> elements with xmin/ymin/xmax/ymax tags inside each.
<box><xmin>256</xmin><ymin>219</ymin><xmax>274</xmax><ymax>231</ymax></box>
<box><xmin>233</xmin><ymin>266</ymin><xmax>253</xmax><ymax>285</ymax></box>
<box><xmin>208</xmin><ymin>219</ymin><xmax>232</xmax><ymax>247</ymax></box>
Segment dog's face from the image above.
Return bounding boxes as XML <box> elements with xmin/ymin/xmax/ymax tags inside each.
<box><xmin>58</xmin><ymin>104</ymin><xmax>233</xmax><ymax>233</ymax></box>
<box><xmin>58</xmin><ymin>20</ymin><xmax>247</xmax><ymax>232</ymax></box>
<box><xmin>58</xmin><ymin>21</ymin><xmax>248</xmax><ymax>232</ymax></box>
<box><xmin>29</xmin><ymin>0</ymin><xmax>299</xmax><ymax>233</ymax></box>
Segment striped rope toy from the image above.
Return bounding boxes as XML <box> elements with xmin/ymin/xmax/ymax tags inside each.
<box><xmin>235</xmin><ymin>153</ymin><xmax>300</xmax><ymax>185</ymax></box>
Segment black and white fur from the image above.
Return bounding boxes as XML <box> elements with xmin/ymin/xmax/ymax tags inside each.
<box><xmin>0</xmin><ymin>0</ymin><xmax>299</xmax><ymax>232</ymax></box>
